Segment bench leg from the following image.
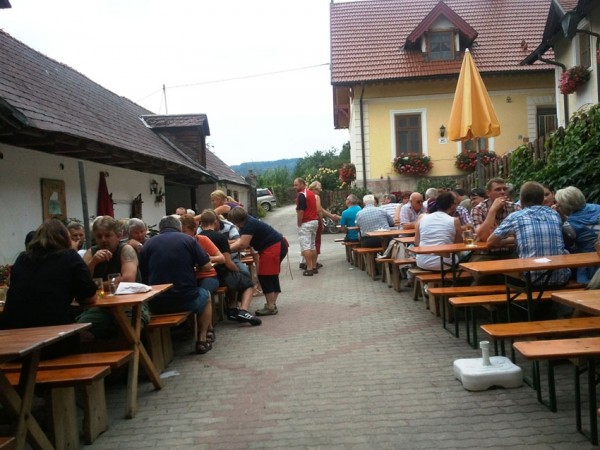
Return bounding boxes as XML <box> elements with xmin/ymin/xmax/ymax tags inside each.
<box><xmin>82</xmin><ymin>380</ymin><xmax>108</xmax><ymax>444</ymax></box>
<box><xmin>161</xmin><ymin>328</ymin><xmax>174</xmax><ymax>366</ymax></box>
<box><xmin>145</xmin><ymin>328</ymin><xmax>166</xmax><ymax>373</ymax></box>
<box><xmin>46</xmin><ymin>386</ymin><xmax>79</xmax><ymax>450</ymax></box>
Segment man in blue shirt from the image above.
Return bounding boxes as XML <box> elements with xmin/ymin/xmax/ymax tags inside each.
<box><xmin>340</xmin><ymin>194</ymin><xmax>361</xmax><ymax>242</ymax></box>
<box><xmin>139</xmin><ymin>215</ymin><xmax>214</xmax><ymax>354</ymax></box>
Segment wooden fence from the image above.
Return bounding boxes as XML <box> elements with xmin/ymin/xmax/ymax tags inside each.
<box><xmin>458</xmin><ymin>136</ymin><xmax>549</xmax><ymax>192</ymax></box>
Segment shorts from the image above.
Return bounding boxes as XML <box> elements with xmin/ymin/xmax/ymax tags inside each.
<box><xmin>149</xmin><ymin>288</ymin><xmax>210</xmax><ymax>315</ymax></box>
<box><xmin>221</xmin><ymin>270</ymin><xmax>254</xmax><ymax>292</ymax></box>
<box><xmin>298</xmin><ymin>220</ymin><xmax>318</xmax><ymax>252</ymax></box>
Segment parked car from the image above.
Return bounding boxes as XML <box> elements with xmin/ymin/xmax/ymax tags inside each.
<box><xmin>257</xmin><ymin>188</ymin><xmax>277</xmax><ymax>211</ymax></box>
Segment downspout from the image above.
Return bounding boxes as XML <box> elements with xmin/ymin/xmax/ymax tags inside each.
<box><xmin>538</xmin><ymin>56</ymin><xmax>569</xmax><ymax>125</ymax></box>
<box><xmin>359</xmin><ymin>83</ymin><xmax>367</xmax><ymax>189</ymax></box>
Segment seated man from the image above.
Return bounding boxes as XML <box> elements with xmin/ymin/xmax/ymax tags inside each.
<box><xmin>397</xmin><ymin>192</ymin><xmax>424</xmax><ymax>229</ymax></box>
<box><xmin>77</xmin><ymin>216</ymin><xmax>141</xmax><ymax>340</ymax></box>
<box><xmin>127</xmin><ymin>218</ymin><xmax>148</xmax><ymax>254</ymax></box>
<box><xmin>199</xmin><ymin>210</ymin><xmax>261</xmax><ymax>326</ymax></box>
<box><xmin>355</xmin><ymin>194</ymin><xmax>394</xmax><ymax>248</ymax></box>
<box><xmin>139</xmin><ymin>215</ymin><xmax>215</xmax><ymax>354</ymax></box>
<box><xmin>340</xmin><ymin>194</ymin><xmax>361</xmax><ymax>242</ymax></box>
<box><xmin>488</xmin><ymin>182</ymin><xmax>571</xmax><ymax>316</ymax></box>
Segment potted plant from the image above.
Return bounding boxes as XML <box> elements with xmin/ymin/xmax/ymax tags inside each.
<box><xmin>392</xmin><ymin>153</ymin><xmax>433</xmax><ymax>176</ymax></box>
<box><xmin>455</xmin><ymin>149</ymin><xmax>498</xmax><ymax>172</ymax></box>
<box><xmin>559</xmin><ymin>65</ymin><xmax>591</xmax><ymax>95</ymax></box>
<box><xmin>338</xmin><ymin>162</ymin><xmax>356</xmax><ymax>187</ymax></box>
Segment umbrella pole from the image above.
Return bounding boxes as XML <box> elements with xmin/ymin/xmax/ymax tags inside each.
<box><xmin>474</xmin><ymin>138</ymin><xmax>484</xmax><ymax>188</ymax></box>
<box><xmin>78</xmin><ymin>160</ymin><xmax>91</xmax><ymax>250</ymax></box>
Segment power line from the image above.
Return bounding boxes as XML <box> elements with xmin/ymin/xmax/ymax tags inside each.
<box><xmin>136</xmin><ymin>62</ymin><xmax>330</xmax><ymax>102</ymax></box>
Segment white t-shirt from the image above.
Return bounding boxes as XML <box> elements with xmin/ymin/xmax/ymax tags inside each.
<box><xmin>416</xmin><ymin>212</ymin><xmax>456</xmax><ymax>270</ymax></box>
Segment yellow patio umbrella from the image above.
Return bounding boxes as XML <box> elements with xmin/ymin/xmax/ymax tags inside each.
<box><xmin>448</xmin><ymin>48</ymin><xmax>500</xmax><ymax>141</ymax></box>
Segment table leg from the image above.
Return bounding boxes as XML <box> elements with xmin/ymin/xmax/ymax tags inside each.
<box><xmin>110</xmin><ymin>305</ymin><xmax>163</xmax><ymax>419</ymax></box>
<box><xmin>0</xmin><ymin>352</ymin><xmax>55</xmax><ymax>450</ymax></box>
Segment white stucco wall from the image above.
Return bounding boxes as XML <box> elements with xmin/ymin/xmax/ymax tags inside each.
<box><xmin>0</xmin><ymin>143</ymin><xmax>166</xmax><ymax>264</ymax></box>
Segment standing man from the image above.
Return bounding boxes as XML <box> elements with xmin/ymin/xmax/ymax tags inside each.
<box><xmin>294</xmin><ymin>178</ymin><xmax>319</xmax><ymax>276</ymax></box>
<box><xmin>397</xmin><ymin>192</ymin><xmax>424</xmax><ymax>229</ymax></box>
<box><xmin>139</xmin><ymin>215</ymin><xmax>215</xmax><ymax>354</ymax></box>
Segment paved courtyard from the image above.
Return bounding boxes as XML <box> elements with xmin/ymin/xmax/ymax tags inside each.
<box><xmin>89</xmin><ymin>205</ymin><xmax>593</xmax><ymax>449</ymax></box>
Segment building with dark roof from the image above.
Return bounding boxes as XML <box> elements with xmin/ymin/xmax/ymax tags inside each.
<box><xmin>0</xmin><ymin>29</ymin><xmax>247</xmax><ymax>262</ymax></box>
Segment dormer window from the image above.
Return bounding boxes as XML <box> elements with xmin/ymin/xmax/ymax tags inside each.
<box><xmin>429</xmin><ymin>31</ymin><xmax>454</xmax><ymax>60</ymax></box>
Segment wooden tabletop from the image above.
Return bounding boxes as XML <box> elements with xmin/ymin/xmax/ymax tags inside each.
<box><xmin>460</xmin><ymin>252</ymin><xmax>600</xmax><ymax>275</ymax></box>
<box><xmin>514</xmin><ymin>336</ymin><xmax>600</xmax><ymax>359</ymax></box>
<box><xmin>364</xmin><ymin>228</ymin><xmax>415</xmax><ymax>238</ymax></box>
<box><xmin>410</xmin><ymin>241</ymin><xmax>488</xmax><ymax>255</ymax></box>
<box><xmin>552</xmin><ymin>290</ymin><xmax>600</xmax><ymax>315</ymax></box>
<box><xmin>394</xmin><ymin>236</ymin><xmax>416</xmax><ymax>244</ymax></box>
<box><xmin>90</xmin><ymin>283</ymin><xmax>172</xmax><ymax>307</ymax></box>
<box><xmin>0</xmin><ymin>323</ymin><xmax>91</xmax><ymax>364</ymax></box>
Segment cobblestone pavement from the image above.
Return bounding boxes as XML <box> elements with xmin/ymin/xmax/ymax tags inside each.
<box><xmin>89</xmin><ymin>205</ymin><xmax>594</xmax><ymax>449</ymax></box>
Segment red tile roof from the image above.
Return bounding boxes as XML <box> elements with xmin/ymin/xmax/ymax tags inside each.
<box><xmin>331</xmin><ymin>0</ymin><xmax>553</xmax><ymax>85</ymax></box>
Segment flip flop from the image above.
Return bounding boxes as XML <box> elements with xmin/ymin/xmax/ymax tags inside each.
<box><xmin>195</xmin><ymin>340</ymin><xmax>212</xmax><ymax>354</ymax></box>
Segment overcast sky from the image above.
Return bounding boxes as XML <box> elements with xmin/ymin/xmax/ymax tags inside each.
<box><xmin>2</xmin><ymin>0</ymin><xmax>351</xmax><ymax>166</ymax></box>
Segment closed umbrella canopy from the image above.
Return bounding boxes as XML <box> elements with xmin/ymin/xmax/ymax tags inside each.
<box><xmin>97</xmin><ymin>171</ymin><xmax>114</xmax><ymax>217</ymax></box>
<box><xmin>448</xmin><ymin>49</ymin><xmax>500</xmax><ymax>142</ymax></box>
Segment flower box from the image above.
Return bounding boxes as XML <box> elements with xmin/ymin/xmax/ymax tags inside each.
<box><xmin>392</xmin><ymin>153</ymin><xmax>433</xmax><ymax>176</ymax></box>
<box><xmin>455</xmin><ymin>150</ymin><xmax>498</xmax><ymax>172</ymax></box>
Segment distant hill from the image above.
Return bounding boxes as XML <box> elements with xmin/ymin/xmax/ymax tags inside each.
<box><xmin>230</xmin><ymin>158</ymin><xmax>300</xmax><ymax>176</ymax></box>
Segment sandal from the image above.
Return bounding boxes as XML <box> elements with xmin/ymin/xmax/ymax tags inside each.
<box><xmin>303</xmin><ymin>270</ymin><xmax>313</xmax><ymax>276</ymax></box>
<box><xmin>206</xmin><ymin>328</ymin><xmax>216</xmax><ymax>344</ymax></box>
<box><xmin>195</xmin><ymin>340</ymin><xmax>212</xmax><ymax>354</ymax></box>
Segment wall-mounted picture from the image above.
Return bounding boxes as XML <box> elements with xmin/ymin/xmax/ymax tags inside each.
<box><xmin>41</xmin><ymin>178</ymin><xmax>67</xmax><ymax>221</ymax></box>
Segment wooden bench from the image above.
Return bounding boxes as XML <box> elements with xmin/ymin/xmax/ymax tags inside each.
<box><xmin>391</xmin><ymin>258</ymin><xmax>416</xmax><ymax>291</ymax></box>
<box><xmin>414</xmin><ymin>271</ymin><xmax>473</xmax><ymax>304</ymax></box>
<box><xmin>450</xmin><ymin>288</ymin><xmax>585</xmax><ymax>347</ymax></box>
<box><xmin>352</xmin><ymin>247</ymin><xmax>383</xmax><ymax>279</ymax></box>
<box><xmin>212</xmin><ymin>286</ymin><xmax>228</xmax><ymax>323</ymax></box>
<box><xmin>341</xmin><ymin>241</ymin><xmax>360</xmax><ymax>265</ymax></box>
<box><xmin>0</xmin><ymin>437</ymin><xmax>16</xmax><ymax>450</ymax></box>
<box><xmin>145</xmin><ymin>312</ymin><xmax>192</xmax><ymax>372</ymax></box>
<box><xmin>514</xmin><ymin>337</ymin><xmax>600</xmax><ymax>444</ymax></box>
<box><xmin>0</xmin><ymin>350</ymin><xmax>132</xmax><ymax>373</ymax></box>
<box><xmin>6</xmin><ymin>366</ymin><xmax>111</xmax><ymax>448</ymax></box>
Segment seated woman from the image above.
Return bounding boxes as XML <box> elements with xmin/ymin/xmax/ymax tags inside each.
<box><xmin>180</xmin><ymin>214</ymin><xmax>223</xmax><ymax>296</ymax></box>
<box><xmin>209</xmin><ymin>189</ymin><xmax>241</xmax><ymax>219</ymax></box>
<box><xmin>414</xmin><ymin>191</ymin><xmax>462</xmax><ymax>271</ymax></box>
<box><xmin>0</xmin><ymin>220</ymin><xmax>97</xmax><ymax>355</ymax></box>
<box><xmin>555</xmin><ymin>186</ymin><xmax>600</xmax><ymax>283</ymax></box>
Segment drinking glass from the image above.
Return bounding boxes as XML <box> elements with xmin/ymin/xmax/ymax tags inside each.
<box><xmin>93</xmin><ymin>277</ymin><xmax>105</xmax><ymax>298</ymax></box>
<box><xmin>462</xmin><ymin>230</ymin><xmax>475</xmax><ymax>247</ymax></box>
<box><xmin>108</xmin><ymin>273</ymin><xmax>120</xmax><ymax>296</ymax></box>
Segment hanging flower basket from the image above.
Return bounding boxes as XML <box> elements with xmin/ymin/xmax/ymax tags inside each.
<box><xmin>455</xmin><ymin>149</ymin><xmax>498</xmax><ymax>172</ymax></box>
<box><xmin>392</xmin><ymin>153</ymin><xmax>433</xmax><ymax>176</ymax></box>
<box><xmin>559</xmin><ymin>65</ymin><xmax>591</xmax><ymax>94</ymax></box>
<box><xmin>338</xmin><ymin>163</ymin><xmax>356</xmax><ymax>187</ymax></box>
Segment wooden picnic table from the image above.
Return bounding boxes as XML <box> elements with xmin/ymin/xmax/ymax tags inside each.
<box><xmin>0</xmin><ymin>323</ymin><xmax>91</xmax><ymax>450</ymax></box>
<box><xmin>552</xmin><ymin>289</ymin><xmax>600</xmax><ymax>316</ymax></box>
<box><xmin>460</xmin><ymin>252</ymin><xmax>600</xmax><ymax>320</ymax></box>
<box><xmin>409</xmin><ymin>241</ymin><xmax>489</xmax><ymax>286</ymax></box>
<box><xmin>364</xmin><ymin>228</ymin><xmax>415</xmax><ymax>238</ymax></box>
<box><xmin>90</xmin><ymin>283</ymin><xmax>172</xmax><ymax>418</ymax></box>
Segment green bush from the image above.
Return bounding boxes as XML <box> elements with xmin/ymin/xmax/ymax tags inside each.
<box><xmin>508</xmin><ymin>104</ymin><xmax>600</xmax><ymax>203</ymax></box>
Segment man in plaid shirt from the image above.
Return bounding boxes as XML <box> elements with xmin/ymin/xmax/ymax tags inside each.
<box><xmin>488</xmin><ymin>181</ymin><xmax>570</xmax><ymax>288</ymax></box>
<box><xmin>471</xmin><ymin>177</ymin><xmax>520</xmax><ymax>253</ymax></box>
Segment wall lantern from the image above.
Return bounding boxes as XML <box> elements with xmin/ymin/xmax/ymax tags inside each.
<box><xmin>150</xmin><ymin>179</ymin><xmax>159</xmax><ymax>195</ymax></box>
<box><xmin>439</xmin><ymin>125</ymin><xmax>446</xmax><ymax>138</ymax></box>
